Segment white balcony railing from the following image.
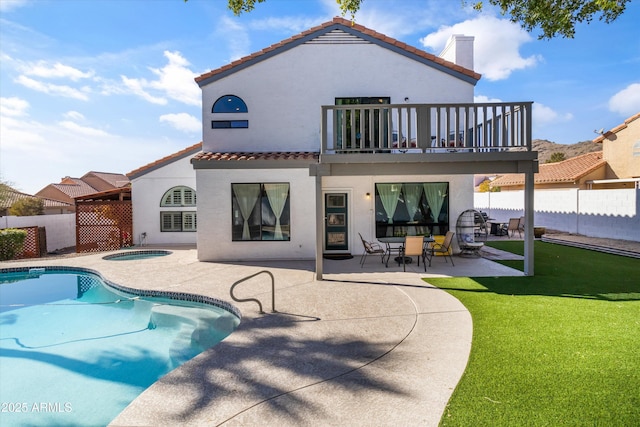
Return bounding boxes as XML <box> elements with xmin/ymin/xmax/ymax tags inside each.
<box><xmin>321</xmin><ymin>102</ymin><xmax>533</xmax><ymax>154</ymax></box>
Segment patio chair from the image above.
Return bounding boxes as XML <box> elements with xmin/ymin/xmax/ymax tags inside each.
<box><xmin>507</xmin><ymin>218</ymin><xmax>521</xmax><ymax>238</ymax></box>
<box><xmin>400</xmin><ymin>236</ymin><xmax>427</xmax><ymax>272</ymax></box>
<box><xmin>429</xmin><ymin>231</ymin><xmax>455</xmax><ymax>266</ymax></box>
<box><xmin>518</xmin><ymin>216</ymin><xmax>525</xmax><ymax>235</ymax></box>
<box><xmin>358</xmin><ymin>233</ymin><xmax>385</xmax><ymax>267</ymax></box>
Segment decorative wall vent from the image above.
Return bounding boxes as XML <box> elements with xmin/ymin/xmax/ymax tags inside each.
<box><xmin>306</xmin><ymin>29</ymin><xmax>370</xmax><ymax>44</ymax></box>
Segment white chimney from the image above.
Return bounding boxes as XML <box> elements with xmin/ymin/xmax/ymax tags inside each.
<box><xmin>440</xmin><ymin>34</ymin><xmax>474</xmax><ymax>71</ymax></box>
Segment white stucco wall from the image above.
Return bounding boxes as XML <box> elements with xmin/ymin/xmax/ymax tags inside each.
<box><xmin>196</xmin><ymin>168</ymin><xmax>473</xmax><ymax>261</ymax></box>
<box><xmin>474</xmin><ymin>188</ymin><xmax>640</xmax><ymax>241</ymax></box>
<box><xmin>201</xmin><ymin>41</ymin><xmax>475</xmax><ymax>153</ymax></box>
<box><xmin>196</xmin><ymin>168</ymin><xmax>317</xmax><ymax>261</ymax></box>
<box><xmin>1</xmin><ymin>214</ymin><xmax>75</xmax><ymax>252</ymax></box>
<box><xmin>130</xmin><ymin>155</ymin><xmax>197</xmax><ymax>246</ymax></box>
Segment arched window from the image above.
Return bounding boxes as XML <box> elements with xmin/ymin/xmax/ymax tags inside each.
<box><xmin>212</xmin><ymin>95</ymin><xmax>248</xmax><ymax>113</ymax></box>
<box><xmin>160</xmin><ymin>186</ymin><xmax>196</xmax><ymax>207</ymax></box>
<box><xmin>160</xmin><ymin>186</ymin><xmax>197</xmax><ymax>232</ymax></box>
<box><xmin>212</xmin><ymin>95</ymin><xmax>249</xmax><ymax>129</ymax></box>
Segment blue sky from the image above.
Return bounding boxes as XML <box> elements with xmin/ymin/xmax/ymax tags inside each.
<box><xmin>1</xmin><ymin>0</ymin><xmax>639</xmax><ymax>195</ymax></box>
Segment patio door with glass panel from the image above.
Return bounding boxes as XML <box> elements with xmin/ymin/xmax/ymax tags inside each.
<box><xmin>325</xmin><ymin>193</ymin><xmax>348</xmax><ymax>252</ymax></box>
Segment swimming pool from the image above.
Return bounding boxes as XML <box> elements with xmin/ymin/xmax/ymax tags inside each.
<box><xmin>102</xmin><ymin>250</ymin><xmax>172</xmax><ymax>261</ymax></box>
<box><xmin>0</xmin><ymin>267</ymin><xmax>240</xmax><ymax>426</ymax></box>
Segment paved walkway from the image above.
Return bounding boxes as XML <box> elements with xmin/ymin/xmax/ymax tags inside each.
<box><xmin>541</xmin><ymin>232</ymin><xmax>640</xmax><ymax>258</ymax></box>
<box><xmin>2</xmin><ymin>249</ymin><xmax>523</xmax><ymax>427</ymax></box>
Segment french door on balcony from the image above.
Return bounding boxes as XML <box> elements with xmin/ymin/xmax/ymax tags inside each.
<box><xmin>335</xmin><ymin>97</ymin><xmax>390</xmax><ymax>150</ymax></box>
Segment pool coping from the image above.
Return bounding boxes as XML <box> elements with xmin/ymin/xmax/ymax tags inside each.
<box><xmin>1</xmin><ymin>265</ymin><xmax>242</xmax><ymax>319</ymax></box>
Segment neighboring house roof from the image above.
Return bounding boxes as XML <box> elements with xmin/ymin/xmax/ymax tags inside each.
<box><xmin>34</xmin><ymin>172</ymin><xmax>131</xmax><ymax>204</ymax></box>
<box><xmin>195</xmin><ymin>17</ymin><xmax>481</xmax><ymax>87</ymax></box>
<box><xmin>0</xmin><ymin>186</ymin><xmax>71</xmax><ymax>214</ymax></box>
<box><xmin>593</xmin><ymin>112</ymin><xmax>640</xmax><ymax>143</ymax></box>
<box><xmin>75</xmin><ymin>187</ymin><xmax>132</xmax><ymax>202</ymax></box>
<box><xmin>81</xmin><ymin>171</ymin><xmax>130</xmax><ymax>190</ymax></box>
<box><xmin>491</xmin><ymin>152</ymin><xmax>605</xmax><ymax>187</ymax></box>
<box><xmin>51</xmin><ymin>178</ymin><xmax>100</xmax><ymax>198</ymax></box>
<box><xmin>1</xmin><ymin>187</ymin><xmax>31</xmax><ymax>210</ymax></box>
<box><xmin>127</xmin><ymin>142</ymin><xmax>203</xmax><ymax>179</ymax></box>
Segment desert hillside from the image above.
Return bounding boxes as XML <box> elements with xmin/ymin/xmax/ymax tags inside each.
<box><xmin>533</xmin><ymin>139</ymin><xmax>602</xmax><ymax>163</ymax></box>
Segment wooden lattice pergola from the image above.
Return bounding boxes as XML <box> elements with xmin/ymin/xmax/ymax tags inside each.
<box><xmin>75</xmin><ymin>187</ymin><xmax>132</xmax><ymax>253</ymax></box>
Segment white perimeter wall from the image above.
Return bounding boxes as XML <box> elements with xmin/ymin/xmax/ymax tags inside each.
<box><xmin>197</xmin><ymin>168</ymin><xmax>473</xmax><ymax>261</ymax></box>
<box><xmin>474</xmin><ymin>188</ymin><xmax>640</xmax><ymax>241</ymax></box>
<box><xmin>130</xmin><ymin>155</ymin><xmax>197</xmax><ymax>246</ymax></box>
<box><xmin>1</xmin><ymin>214</ymin><xmax>75</xmax><ymax>252</ymax></box>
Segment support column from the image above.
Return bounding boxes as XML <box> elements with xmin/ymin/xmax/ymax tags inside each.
<box><xmin>315</xmin><ymin>173</ymin><xmax>323</xmax><ymax>280</ymax></box>
<box><xmin>310</xmin><ymin>163</ymin><xmax>329</xmax><ymax>281</ymax></box>
<box><xmin>524</xmin><ymin>167</ymin><xmax>535</xmax><ymax>276</ymax></box>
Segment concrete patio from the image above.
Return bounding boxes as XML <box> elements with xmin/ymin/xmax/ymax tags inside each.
<box><xmin>2</xmin><ymin>247</ymin><xmax>522</xmax><ymax>426</ymax></box>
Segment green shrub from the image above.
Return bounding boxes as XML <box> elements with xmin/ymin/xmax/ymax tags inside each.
<box><xmin>0</xmin><ymin>228</ymin><xmax>28</xmax><ymax>260</ymax></box>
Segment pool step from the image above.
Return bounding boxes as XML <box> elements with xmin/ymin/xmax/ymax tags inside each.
<box><xmin>149</xmin><ymin>305</ymin><xmax>238</xmax><ymax>368</ymax></box>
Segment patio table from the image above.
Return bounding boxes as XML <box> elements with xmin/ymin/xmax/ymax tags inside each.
<box><xmin>378</xmin><ymin>236</ymin><xmax>435</xmax><ymax>267</ymax></box>
<box><xmin>488</xmin><ymin>221</ymin><xmax>508</xmax><ymax>236</ymax></box>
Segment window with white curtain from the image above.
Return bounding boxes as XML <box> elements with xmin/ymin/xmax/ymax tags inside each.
<box><xmin>231</xmin><ymin>183</ymin><xmax>290</xmax><ymax>241</ymax></box>
<box><xmin>375</xmin><ymin>182</ymin><xmax>449</xmax><ymax>237</ymax></box>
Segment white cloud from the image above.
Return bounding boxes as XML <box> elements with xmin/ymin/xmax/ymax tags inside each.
<box><xmin>0</xmin><ymin>0</ymin><xmax>29</xmax><ymax>12</ymax></box>
<box><xmin>148</xmin><ymin>51</ymin><xmax>200</xmax><ymax>106</ymax></box>
<box><xmin>63</xmin><ymin>111</ymin><xmax>85</xmax><ymax>121</ymax></box>
<box><xmin>474</xmin><ymin>94</ymin><xmax>503</xmax><ymax>103</ymax></box>
<box><xmin>24</xmin><ymin>61</ymin><xmax>94</xmax><ymax>81</ymax></box>
<box><xmin>57</xmin><ymin>120</ymin><xmax>111</xmax><ymax>137</ymax></box>
<box><xmin>118</xmin><ymin>51</ymin><xmax>199</xmax><ymax>106</ymax></box>
<box><xmin>608</xmin><ymin>83</ymin><xmax>640</xmax><ymax>117</ymax></box>
<box><xmin>216</xmin><ymin>15</ymin><xmax>251</xmax><ymax>62</ymax></box>
<box><xmin>248</xmin><ymin>16</ymin><xmax>322</xmax><ymax>33</ymax></box>
<box><xmin>120</xmin><ymin>76</ymin><xmax>168</xmax><ymax>105</ymax></box>
<box><xmin>533</xmin><ymin>103</ymin><xmax>573</xmax><ymax>127</ymax></box>
<box><xmin>15</xmin><ymin>75</ymin><xmax>90</xmax><ymax>100</ymax></box>
<box><xmin>0</xmin><ymin>96</ymin><xmax>30</xmax><ymax>117</ymax></box>
<box><xmin>159</xmin><ymin>113</ymin><xmax>201</xmax><ymax>134</ymax></box>
<box><xmin>0</xmin><ymin>115</ymin><xmax>44</xmax><ymax>149</ymax></box>
<box><xmin>420</xmin><ymin>15</ymin><xmax>540</xmax><ymax>81</ymax></box>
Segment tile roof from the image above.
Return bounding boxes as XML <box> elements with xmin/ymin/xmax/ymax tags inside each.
<box><xmin>491</xmin><ymin>152</ymin><xmax>605</xmax><ymax>187</ymax></box>
<box><xmin>127</xmin><ymin>142</ymin><xmax>202</xmax><ymax>179</ymax></box>
<box><xmin>593</xmin><ymin>112</ymin><xmax>640</xmax><ymax>143</ymax></box>
<box><xmin>51</xmin><ymin>178</ymin><xmax>98</xmax><ymax>198</ymax></box>
<box><xmin>82</xmin><ymin>171</ymin><xmax>130</xmax><ymax>188</ymax></box>
<box><xmin>74</xmin><ymin>187</ymin><xmax>132</xmax><ymax>201</ymax></box>
<box><xmin>0</xmin><ymin>187</ymin><xmax>72</xmax><ymax>210</ymax></box>
<box><xmin>192</xmin><ymin>152</ymin><xmax>319</xmax><ymax>162</ymax></box>
<box><xmin>1</xmin><ymin>187</ymin><xmax>32</xmax><ymax>209</ymax></box>
<box><xmin>195</xmin><ymin>17</ymin><xmax>481</xmax><ymax>86</ymax></box>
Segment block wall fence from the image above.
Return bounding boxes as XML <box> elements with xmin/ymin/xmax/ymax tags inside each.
<box><xmin>1</xmin><ymin>213</ymin><xmax>76</xmax><ymax>253</ymax></box>
<box><xmin>474</xmin><ymin>188</ymin><xmax>640</xmax><ymax>242</ymax></box>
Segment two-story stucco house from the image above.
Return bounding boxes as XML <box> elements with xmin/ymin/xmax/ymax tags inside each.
<box><xmin>192</xmin><ymin>17</ymin><xmax>538</xmax><ymax>277</ymax></box>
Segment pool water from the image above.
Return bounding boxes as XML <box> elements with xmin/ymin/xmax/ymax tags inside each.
<box><xmin>102</xmin><ymin>250</ymin><xmax>171</xmax><ymax>261</ymax></box>
<box><xmin>0</xmin><ymin>269</ymin><xmax>239</xmax><ymax>427</ymax></box>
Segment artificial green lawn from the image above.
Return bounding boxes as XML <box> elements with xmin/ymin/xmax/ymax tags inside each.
<box><xmin>428</xmin><ymin>241</ymin><xmax>640</xmax><ymax>426</ymax></box>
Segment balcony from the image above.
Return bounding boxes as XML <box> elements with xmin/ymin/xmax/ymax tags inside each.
<box><xmin>321</xmin><ymin>102</ymin><xmax>533</xmax><ymax>156</ymax></box>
